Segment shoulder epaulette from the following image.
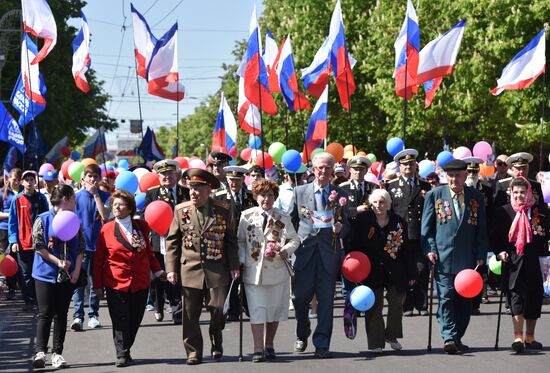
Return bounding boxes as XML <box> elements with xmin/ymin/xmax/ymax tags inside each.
<box><xmin>498</xmin><ymin>177</ymin><xmax>512</xmax><ymax>184</ymax></box>
<box><xmin>387</xmin><ymin>178</ymin><xmax>399</xmax><ymax>184</ymax></box>
<box><xmin>212</xmin><ymin>198</ymin><xmax>230</xmax><ymax>209</ymax></box>
<box><xmin>339</xmin><ymin>181</ymin><xmax>352</xmax><ymax>187</ymax></box>
<box><xmin>174</xmin><ymin>200</ymin><xmax>193</xmax><ymax>210</ymax></box>
<box><xmin>214</xmin><ymin>189</ymin><xmax>227</xmax><ymax>197</ymax></box>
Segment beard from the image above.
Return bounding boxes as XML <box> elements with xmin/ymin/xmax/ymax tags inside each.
<box><xmin>465</xmin><ymin>175</ymin><xmax>479</xmax><ymax>187</ymax></box>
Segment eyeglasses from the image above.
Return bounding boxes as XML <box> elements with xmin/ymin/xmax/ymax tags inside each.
<box><xmin>496</xmin><ymin>161</ymin><xmax>507</xmax><ymax>167</ymax></box>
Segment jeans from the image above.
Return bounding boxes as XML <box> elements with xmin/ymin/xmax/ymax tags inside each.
<box><xmin>17</xmin><ymin>249</ymin><xmax>36</xmax><ymax>304</ymax></box>
<box><xmin>72</xmin><ymin>251</ymin><xmax>99</xmax><ymax>320</ymax></box>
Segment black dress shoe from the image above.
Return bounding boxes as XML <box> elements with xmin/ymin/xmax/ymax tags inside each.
<box><xmin>252</xmin><ymin>351</ymin><xmax>265</xmax><ymax>363</ymax></box>
<box><xmin>264</xmin><ymin>347</ymin><xmax>276</xmax><ymax>360</ymax></box>
<box><xmin>456</xmin><ymin>341</ymin><xmax>469</xmax><ymax>352</ymax></box>
<box><xmin>154</xmin><ymin>312</ymin><xmax>164</xmax><ymax>322</ymax></box>
<box><xmin>294</xmin><ymin>339</ymin><xmax>307</xmax><ymax>352</ymax></box>
<box><xmin>226</xmin><ymin>314</ymin><xmax>239</xmax><ymax>322</ymax></box>
<box><xmin>443</xmin><ymin>340</ymin><xmax>457</xmax><ymax>355</ymax></box>
<box><xmin>173</xmin><ymin>317</ymin><xmax>182</xmax><ymax>325</ymax></box>
<box><xmin>186</xmin><ymin>357</ymin><xmax>202</xmax><ymax>365</ymax></box>
<box><xmin>525</xmin><ymin>341</ymin><xmax>543</xmax><ymax>351</ymax></box>
<box><xmin>314</xmin><ymin>349</ymin><xmax>333</xmax><ymax>359</ymax></box>
<box><xmin>212</xmin><ymin>350</ymin><xmax>222</xmax><ymax>360</ymax></box>
<box><xmin>511</xmin><ymin>341</ymin><xmax>525</xmax><ymax>353</ymax></box>
<box><xmin>115</xmin><ymin>357</ymin><xmax>129</xmax><ymax>367</ymax></box>
<box><xmin>419</xmin><ymin>310</ymin><xmax>429</xmax><ymax>316</ymax></box>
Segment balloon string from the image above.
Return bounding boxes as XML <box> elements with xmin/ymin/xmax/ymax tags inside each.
<box><xmin>474</xmin><ymin>264</ymin><xmax>479</xmax><ymax>271</ymax></box>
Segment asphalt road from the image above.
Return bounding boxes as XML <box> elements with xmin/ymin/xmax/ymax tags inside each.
<box><xmin>1</xmin><ymin>289</ymin><xmax>549</xmax><ymax>373</ymax></box>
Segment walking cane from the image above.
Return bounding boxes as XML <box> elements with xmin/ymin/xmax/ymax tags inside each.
<box><xmin>238</xmin><ymin>281</ymin><xmax>244</xmax><ymax>362</ymax></box>
<box><xmin>494</xmin><ymin>261</ymin><xmax>506</xmax><ymax>351</ymax></box>
<box><xmin>427</xmin><ymin>264</ymin><xmax>435</xmax><ymax>353</ymax></box>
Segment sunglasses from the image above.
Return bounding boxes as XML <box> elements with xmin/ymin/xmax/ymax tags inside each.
<box><xmin>496</xmin><ymin>161</ymin><xmax>507</xmax><ymax>166</ymax></box>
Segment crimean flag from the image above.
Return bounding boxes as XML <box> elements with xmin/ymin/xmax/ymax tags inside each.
<box><xmin>21</xmin><ymin>0</ymin><xmax>57</xmax><ymax>64</ymax></box>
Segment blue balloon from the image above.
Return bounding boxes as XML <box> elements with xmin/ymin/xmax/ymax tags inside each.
<box><xmin>115</xmin><ymin>171</ymin><xmax>139</xmax><ymax>194</ymax></box>
<box><xmin>350</xmin><ymin>285</ymin><xmax>375</xmax><ymax>312</ymax></box>
<box><xmin>118</xmin><ymin>159</ymin><xmax>129</xmax><ymax>170</ymax></box>
<box><xmin>386</xmin><ymin>137</ymin><xmax>404</xmax><ymax>157</ymax></box>
<box><xmin>249</xmin><ymin>135</ymin><xmax>262</xmax><ymax>150</ymax></box>
<box><xmin>436</xmin><ymin>151</ymin><xmax>454</xmax><ymax>168</ymax></box>
<box><xmin>419</xmin><ymin>159</ymin><xmax>436</xmax><ymax>179</ymax></box>
<box><xmin>282</xmin><ymin>149</ymin><xmax>302</xmax><ymax>172</ymax></box>
<box><xmin>106</xmin><ymin>165</ymin><xmax>115</xmax><ymax>172</ymax></box>
<box><xmin>70</xmin><ymin>151</ymin><xmax>81</xmax><ymax>161</ymax></box>
<box><xmin>135</xmin><ymin>193</ymin><xmax>146</xmax><ymax>211</ymax></box>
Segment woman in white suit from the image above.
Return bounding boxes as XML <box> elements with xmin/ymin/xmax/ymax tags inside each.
<box><xmin>238</xmin><ymin>179</ymin><xmax>300</xmax><ymax>362</ymax></box>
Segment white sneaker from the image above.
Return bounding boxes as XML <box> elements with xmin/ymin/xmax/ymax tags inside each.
<box><xmin>33</xmin><ymin>351</ymin><xmax>47</xmax><ymax>368</ymax></box>
<box><xmin>71</xmin><ymin>318</ymin><xmax>83</xmax><ymax>331</ymax></box>
<box><xmin>88</xmin><ymin>316</ymin><xmax>101</xmax><ymax>329</ymax></box>
<box><xmin>51</xmin><ymin>353</ymin><xmax>67</xmax><ymax>369</ymax></box>
<box><xmin>386</xmin><ymin>339</ymin><xmax>402</xmax><ymax>351</ymax></box>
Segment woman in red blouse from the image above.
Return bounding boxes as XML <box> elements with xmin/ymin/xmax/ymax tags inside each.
<box><xmin>94</xmin><ymin>190</ymin><xmax>165</xmax><ymax>367</ymax></box>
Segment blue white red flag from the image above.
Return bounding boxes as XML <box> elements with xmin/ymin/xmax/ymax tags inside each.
<box><xmin>328</xmin><ymin>0</ymin><xmax>355</xmax><ymax>110</ymax></box>
<box><xmin>0</xmin><ymin>101</ymin><xmax>26</xmax><ymax>153</ymax></box>
<box><xmin>82</xmin><ymin>127</ymin><xmax>107</xmax><ymax>159</ymax></box>
<box><xmin>276</xmin><ymin>36</ymin><xmax>311</xmax><ymax>112</ymax></box>
<box><xmin>21</xmin><ymin>34</ymin><xmax>46</xmax><ymax>106</ymax></box>
<box><xmin>417</xmin><ymin>19</ymin><xmax>466</xmax><ymax>84</ymax></box>
<box><xmin>72</xmin><ymin>11</ymin><xmax>91</xmax><ymax>93</ymax></box>
<box><xmin>423</xmin><ymin>77</ymin><xmax>443</xmax><ymax>108</ymax></box>
<box><xmin>131</xmin><ymin>3</ymin><xmax>157</xmax><ymax>79</ymax></box>
<box><xmin>301</xmin><ymin>37</ymin><xmax>331</xmax><ymax>98</ymax></box>
<box><xmin>21</xmin><ymin>0</ymin><xmax>57</xmax><ymax>64</ymax></box>
<box><xmin>243</xmin><ymin>7</ymin><xmax>277</xmax><ymax>116</ymax></box>
<box><xmin>10</xmin><ymin>72</ymin><xmax>47</xmax><ymax>127</ymax></box>
<box><xmin>212</xmin><ymin>92</ymin><xmax>238</xmax><ymax>157</ymax></box>
<box><xmin>303</xmin><ymin>85</ymin><xmax>328</xmax><ymax>162</ymax></box>
<box><xmin>146</xmin><ymin>23</ymin><xmax>185</xmax><ymax>101</ymax></box>
<box><xmin>263</xmin><ymin>28</ymin><xmax>281</xmax><ymax>92</ymax></box>
<box><xmin>45</xmin><ymin>135</ymin><xmax>69</xmax><ymax>163</ymax></box>
<box><xmin>393</xmin><ymin>0</ymin><xmax>420</xmax><ymax>100</ymax></box>
<box><xmin>491</xmin><ymin>28</ymin><xmax>546</xmax><ymax>95</ymax></box>
<box><xmin>137</xmin><ymin>126</ymin><xmax>165</xmax><ymax>162</ymax></box>
<box><xmin>238</xmin><ymin>76</ymin><xmax>262</xmax><ymax>135</ymax></box>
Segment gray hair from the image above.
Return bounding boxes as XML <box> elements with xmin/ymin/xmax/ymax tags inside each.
<box><xmin>312</xmin><ymin>152</ymin><xmax>335</xmax><ymax>168</ymax></box>
<box><xmin>368</xmin><ymin>188</ymin><xmax>392</xmax><ymax>210</ymax></box>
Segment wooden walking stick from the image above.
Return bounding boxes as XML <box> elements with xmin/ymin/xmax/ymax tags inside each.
<box><xmin>238</xmin><ymin>281</ymin><xmax>244</xmax><ymax>362</ymax></box>
<box><xmin>495</xmin><ymin>261</ymin><xmax>506</xmax><ymax>351</ymax></box>
<box><xmin>427</xmin><ymin>264</ymin><xmax>436</xmax><ymax>352</ymax></box>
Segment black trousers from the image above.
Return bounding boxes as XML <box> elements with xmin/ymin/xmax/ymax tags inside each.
<box><xmin>403</xmin><ymin>240</ymin><xmax>429</xmax><ymax>312</ymax></box>
<box><xmin>35</xmin><ymin>279</ymin><xmax>74</xmax><ymax>354</ymax></box>
<box><xmin>106</xmin><ymin>287</ymin><xmax>148</xmax><ymax>359</ymax></box>
<box><xmin>150</xmin><ymin>252</ymin><xmax>181</xmax><ymax>318</ymax></box>
<box><xmin>17</xmin><ymin>249</ymin><xmax>36</xmax><ymax>304</ymax></box>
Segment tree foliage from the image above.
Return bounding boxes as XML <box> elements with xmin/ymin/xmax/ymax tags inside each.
<box><xmin>0</xmin><ymin>0</ymin><xmax>116</xmax><ymax>164</ymax></box>
<box><xmin>160</xmin><ymin>0</ymin><xmax>550</xmax><ymax>163</ymax></box>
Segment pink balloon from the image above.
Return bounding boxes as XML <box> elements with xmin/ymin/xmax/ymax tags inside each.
<box><xmin>188</xmin><ymin>158</ymin><xmax>206</xmax><ymax>170</ymax></box>
<box><xmin>39</xmin><ymin>163</ymin><xmax>55</xmax><ymax>176</ymax></box>
<box><xmin>472</xmin><ymin>141</ymin><xmax>493</xmax><ymax>162</ymax></box>
<box><xmin>454</xmin><ymin>269</ymin><xmax>483</xmax><ymax>298</ymax></box>
<box><xmin>453</xmin><ymin>146</ymin><xmax>472</xmax><ymax>160</ymax></box>
<box><xmin>52</xmin><ymin>211</ymin><xmax>81</xmax><ymax>241</ymax></box>
<box><xmin>542</xmin><ymin>181</ymin><xmax>550</xmax><ymax>203</ymax></box>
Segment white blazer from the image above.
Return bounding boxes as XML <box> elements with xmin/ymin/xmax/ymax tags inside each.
<box><xmin>237</xmin><ymin>207</ymin><xmax>300</xmax><ymax>286</ymax></box>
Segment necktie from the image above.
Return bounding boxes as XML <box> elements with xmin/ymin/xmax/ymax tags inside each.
<box><xmin>262</xmin><ymin>212</ymin><xmax>268</xmax><ymax>231</ymax></box>
<box><xmin>235</xmin><ymin>192</ymin><xmax>242</xmax><ymax>209</ymax></box>
<box><xmin>322</xmin><ymin>188</ymin><xmax>328</xmax><ymax>209</ymax></box>
<box><xmin>453</xmin><ymin>193</ymin><xmax>462</xmax><ymax>220</ymax></box>
<box><xmin>408</xmin><ymin>179</ymin><xmax>414</xmax><ymax>191</ymax></box>
<box><xmin>357</xmin><ymin>182</ymin><xmax>364</xmax><ymax>202</ymax></box>
<box><xmin>165</xmin><ymin>188</ymin><xmax>175</xmax><ymax>205</ymax></box>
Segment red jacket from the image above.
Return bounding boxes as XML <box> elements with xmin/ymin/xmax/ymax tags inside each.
<box><xmin>94</xmin><ymin>219</ymin><xmax>161</xmax><ymax>292</ymax></box>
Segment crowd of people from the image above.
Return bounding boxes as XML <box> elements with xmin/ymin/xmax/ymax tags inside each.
<box><xmin>0</xmin><ymin>148</ymin><xmax>548</xmax><ymax>368</ymax></box>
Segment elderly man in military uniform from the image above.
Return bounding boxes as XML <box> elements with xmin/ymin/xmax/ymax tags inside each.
<box><xmin>387</xmin><ymin>149</ymin><xmax>431</xmax><ymax>316</ymax></box>
<box><xmin>494</xmin><ymin>152</ymin><xmax>544</xmax><ymax>208</ymax></box>
<box><xmin>142</xmin><ymin>159</ymin><xmax>189</xmax><ymax>324</ymax></box>
<box><xmin>166</xmin><ymin>169</ymin><xmax>240</xmax><ymax>365</ymax></box>
<box><xmin>463</xmin><ymin>157</ymin><xmax>494</xmax><ymax>314</ymax></box>
<box><xmin>214</xmin><ymin>165</ymin><xmax>256</xmax><ymax>321</ymax></box>
<box><xmin>208</xmin><ymin>151</ymin><xmax>232</xmax><ymax>192</ymax></box>
<box><xmin>340</xmin><ymin>155</ymin><xmax>374</xmax><ymax>221</ymax></box>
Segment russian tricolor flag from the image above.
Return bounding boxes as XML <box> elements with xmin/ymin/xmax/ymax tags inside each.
<box><xmin>328</xmin><ymin>0</ymin><xmax>355</xmax><ymax>110</ymax></box>
<box><xmin>212</xmin><ymin>92</ymin><xmax>238</xmax><ymax>157</ymax></box>
<box><xmin>238</xmin><ymin>76</ymin><xmax>262</xmax><ymax>135</ymax></box>
<box><xmin>82</xmin><ymin>127</ymin><xmax>107</xmax><ymax>159</ymax></box>
<box><xmin>21</xmin><ymin>34</ymin><xmax>46</xmax><ymax>106</ymax></box>
<box><xmin>393</xmin><ymin>0</ymin><xmax>420</xmax><ymax>100</ymax></box>
<box><xmin>243</xmin><ymin>7</ymin><xmax>277</xmax><ymax>116</ymax></box>
<box><xmin>21</xmin><ymin>0</ymin><xmax>57</xmax><ymax>64</ymax></box>
<box><xmin>276</xmin><ymin>36</ymin><xmax>311</xmax><ymax>112</ymax></box>
<box><xmin>72</xmin><ymin>11</ymin><xmax>91</xmax><ymax>93</ymax></box>
<box><xmin>491</xmin><ymin>28</ymin><xmax>546</xmax><ymax>96</ymax></box>
<box><xmin>303</xmin><ymin>85</ymin><xmax>328</xmax><ymax>162</ymax></box>
<box><xmin>137</xmin><ymin>127</ymin><xmax>165</xmax><ymax>162</ymax></box>
<box><xmin>131</xmin><ymin>3</ymin><xmax>157</xmax><ymax>79</ymax></box>
<box><xmin>301</xmin><ymin>37</ymin><xmax>331</xmax><ymax>98</ymax></box>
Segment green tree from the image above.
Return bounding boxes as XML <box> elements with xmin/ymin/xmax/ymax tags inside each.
<box><xmin>160</xmin><ymin>0</ymin><xmax>550</xmax><ymax>165</ymax></box>
<box><xmin>0</xmin><ymin>0</ymin><xmax>116</xmax><ymax>165</ymax></box>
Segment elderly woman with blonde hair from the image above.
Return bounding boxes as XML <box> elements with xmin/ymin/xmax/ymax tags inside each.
<box><xmin>238</xmin><ymin>179</ymin><xmax>300</xmax><ymax>362</ymax></box>
<box><xmin>348</xmin><ymin>188</ymin><xmax>415</xmax><ymax>354</ymax></box>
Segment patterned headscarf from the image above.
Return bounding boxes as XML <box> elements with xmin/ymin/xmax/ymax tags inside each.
<box><xmin>508</xmin><ymin>177</ymin><xmax>535</xmax><ymax>256</ymax></box>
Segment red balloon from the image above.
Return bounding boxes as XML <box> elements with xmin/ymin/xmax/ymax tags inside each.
<box><xmin>139</xmin><ymin>172</ymin><xmax>160</xmax><ymax>192</ymax></box>
<box><xmin>454</xmin><ymin>269</ymin><xmax>483</xmax><ymax>298</ymax></box>
<box><xmin>174</xmin><ymin>156</ymin><xmax>189</xmax><ymax>169</ymax></box>
<box><xmin>342</xmin><ymin>251</ymin><xmax>371</xmax><ymax>283</ymax></box>
<box><xmin>61</xmin><ymin>159</ymin><xmax>74</xmax><ymax>180</ymax></box>
<box><xmin>255</xmin><ymin>153</ymin><xmax>274</xmax><ymax>169</ymax></box>
<box><xmin>144</xmin><ymin>201</ymin><xmax>173</xmax><ymax>235</ymax></box>
<box><xmin>241</xmin><ymin>148</ymin><xmax>252</xmax><ymax>161</ymax></box>
<box><xmin>0</xmin><ymin>255</ymin><xmax>18</xmax><ymax>277</ymax></box>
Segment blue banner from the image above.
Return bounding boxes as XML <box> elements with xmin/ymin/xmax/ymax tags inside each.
<box><xmin>10</xmin><ymin>72</ymin><xmax>47</xmax><ymax>127</ymax></box>
<box><xmin>0</xmin><ymin>101</ymin><xmax>27</xmax><ymax>153</ymax></box>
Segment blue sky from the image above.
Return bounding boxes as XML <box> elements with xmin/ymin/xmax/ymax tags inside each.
<box><xmin>70</xmin><ymin>0</ymin><xmax>264</xmax><ymax>148</ymax></box>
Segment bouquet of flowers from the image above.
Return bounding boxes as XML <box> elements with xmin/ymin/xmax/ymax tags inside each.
<box><xmin>327</xmin><ymin>191</ymin><xmax>348</xmax><ymax>247</ymax></box>
<box><xmin>264</xmin><ymin>241</ymin><xmax>281</xmax><ymax>260</ymax></box>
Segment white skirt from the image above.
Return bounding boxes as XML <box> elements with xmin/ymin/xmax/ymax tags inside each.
<box><xmin>245</xmin><ymin>280</ymin><xmax>290</xmax><ymax>324</ymax></box>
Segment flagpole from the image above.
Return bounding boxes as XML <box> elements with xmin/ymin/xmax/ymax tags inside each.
<box><xmin>270</xmin><ymin>115</ymin><xmax>274</xmax><ymax>143</ymax></box>
<box><xmin>24</xmin><ymin>34</ymin><xmax>38</xmax><ymax>172</ymax></box>
<box><xmin>297</xmin><ymin>97</ymin><xmax>310</xmax><ymax>165</ymax></box>
<box><xmin>132</xmin><ymin>59</ymin><xmax>144</xmax><ymax>141</ymax></box>
<box><xmin>539</xmin><ymin>71</ymin><xmax>546</xmax><ymax>171</ymax></box>
<box><xmin>176</xmin><ymin>78</ymin><xmax>180</xmax><ymax>157</ymax></box>
<box><xmin>343</xmin><ymin>65</ymin><xmax>356</xmax><ymax>155</ymax></box>
<box><xmin>403</xmin><ymin>55</ymin><xmax>408</xmax><ymax>143</ymax></box>
<box><xmin>256</xmin><ymin>36</ymin><xmax>266</xmax><ymax>169</ymax></box>
<box><xmin>284</xmin><ymin>113</ymin><xmax>289</xmax><ymax>149</ymax></box>
<box><xmin>439</xmin><ymin>82</ymin><xmax>448</xmax><ymax>148</ymax></box>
